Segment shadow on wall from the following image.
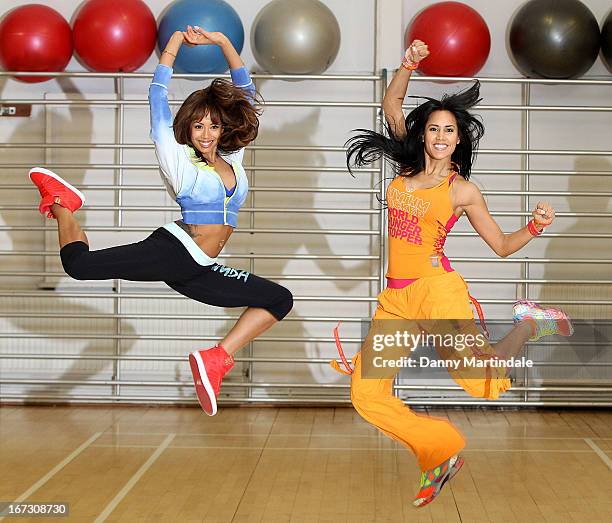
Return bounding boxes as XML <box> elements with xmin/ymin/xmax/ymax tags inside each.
<box><xmin>535</xmin><ymin>157</ymin><xmax>612</xmax><ymax>382</ymax></box>
<box><xmin>539</xmin><ymin>157</ymin><xmax>612</xmax><ymax>319</ymax></box>
<box><xmin>213</xmin><ymin>93</ymin><xmax>375</xmax><ymax>387</ymax></box>
<box><xmin>0</xmin><ymin>77</ymin><xmax>138</xmax><ymax>402</ymax></box>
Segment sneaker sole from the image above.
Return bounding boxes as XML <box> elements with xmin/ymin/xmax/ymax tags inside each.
<box><xmin>448</xmin><ymin>456</ymin><xmax>464</xmax><ymax>481</ymax></box>
<box><xmin>559</xmin><ymin>313</ymin><xmax>574</xmax><ymax>337</ymax></box>
<box><xmin>189</xmin><ymin>351</ymin><xmax>217</xmax><ymax>416</ymax></box>
<box><xmin>29</xmin><ymin>167</ymin><xmax>86</xmax><ymax>207</ymax></box>
<box><xmin>413</xmin><ymin>455</ymin><xmax>463</xmax><ymax>509</ymax></box>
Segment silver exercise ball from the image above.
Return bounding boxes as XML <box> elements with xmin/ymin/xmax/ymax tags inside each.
<box><xmin>251</xmin><ymin>0</ymin><xmax>341</xmax><ymax>75</ymax></box>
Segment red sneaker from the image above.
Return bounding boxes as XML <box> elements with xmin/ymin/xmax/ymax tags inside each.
<box><xmin>29</xmin><ymin>167</ymin><xmax>85</xmax><ymax>218</ymax></box>
<box><xmin>189</xmin><ymin>345</ymin><xmax>234</xmax><ymax>416</ymax></box>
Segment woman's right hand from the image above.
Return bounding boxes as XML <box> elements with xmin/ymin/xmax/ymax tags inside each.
<box><xmin>159</xmin><ymin>31</ymin><xmax>185</xmax><ymax>67</ymax></box>
<box><xmin>182</xmin><ymin>25</ymin><xmax>228</xmax><ymax>48</ymax></box>
<box><xmin>170</xmin><ymin>30</ymin><xmax>186</xmax><ymax>45</ymax></box>
<box><xmin>182</xmin><ymin>25</ymin><xmax>243</xmax><ymax>69</ymax></box>
<box><xmin>405</xmin><ymin>39</ymin><xmax>429</xmax><ymax>65</ymax></box>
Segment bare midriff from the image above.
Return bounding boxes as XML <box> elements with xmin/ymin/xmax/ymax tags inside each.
<box><xmin>177</xmin><ymin>221</ymin><xmax>233</xmax><ymax>258</ymax></box>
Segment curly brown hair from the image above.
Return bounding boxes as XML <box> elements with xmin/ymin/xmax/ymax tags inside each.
<box><xmin>173</xmin><ymin>78</ymin><xmax>261</xmax><ymax>157</ymax></box>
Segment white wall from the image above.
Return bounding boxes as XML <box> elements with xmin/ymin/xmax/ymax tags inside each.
<box><xmin>0</xmin><ymin>0</ymin><xmax>610</xmax><ymax>398</ymax></box>
<box><xmin>0</xmin><ymin>0</ymin><xmax>379</xmax><ymax>398</ymax></box>
<box><xmin>403</xmin><ymin>0</ymin><xmax>612</xmax><ymax>313</ymax></box>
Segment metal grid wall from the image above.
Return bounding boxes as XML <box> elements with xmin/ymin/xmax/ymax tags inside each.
<box><xmin>0</xmin><ymin>69</ymin><xmax>611</xmax><ymax>407</ymax></box>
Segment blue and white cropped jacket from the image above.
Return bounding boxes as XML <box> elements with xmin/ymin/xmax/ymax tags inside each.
<box><xmin>148</xmin><ymin>64</ymin><xmax>255</xmax><ymax>227</ymax></box>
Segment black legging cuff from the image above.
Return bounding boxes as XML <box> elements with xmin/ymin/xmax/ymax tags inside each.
<box><xmin>59</xmin><ymin>241</ymin><xmax>90</xmax><ymax>280</ymax></box>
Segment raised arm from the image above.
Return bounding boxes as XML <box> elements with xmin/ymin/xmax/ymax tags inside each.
<box><xmin>183</xmin><ymin>26</ymin><xmax>255</xmax><ymax>102</ymax></box>
<box><xmin>148</xmin><ymin>31</ymin><xmax>190</xmax><ymax>198</ymax></box>
<box><xmin>149</xmin><ymin>28</ymin><xmax>255</xmax><ymax>195</ymax></box>
<box><xmin>382</xmin><ymin>40</ymin><xmax>429</xmax><ymax>140</ymax></box>
<box><xmin>150</xmin><ymin>32</ymin><xmax>184</xmax><ymax>142</ymax></box>
<box><xmin>456</xmin><ymin>181</ymin><xmax>555</xmax><ymax>257</ymax></box>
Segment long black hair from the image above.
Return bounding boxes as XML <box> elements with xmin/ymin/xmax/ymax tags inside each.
<box><xmin>346</xmin><ymin>81</ymin><xmax>484</xmax><ymax>181</ymax></box>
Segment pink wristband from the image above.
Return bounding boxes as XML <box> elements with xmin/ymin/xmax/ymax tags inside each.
<box><xmin>527</xmin><ymin>219</ymin><xmax>544</xmax><ymax>236</ymax></box>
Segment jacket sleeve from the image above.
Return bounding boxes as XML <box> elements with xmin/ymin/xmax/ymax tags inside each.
<box><xmin>148</xmin><ymin>64</ymin><xmax>189</xmax><ymax>198</ymax></box>
<box><xmin>226</xmin><ymin>66</ymin><xmax>255</xmax><ymax>164</ymax></box>
<box><xmin>230</xmin><ymin>66</ymin><xmax>256</xmax><ymax>105</ymax></box>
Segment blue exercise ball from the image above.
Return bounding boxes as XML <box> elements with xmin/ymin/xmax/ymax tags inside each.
<box><xmin>157</xmin><ymin>0</ymin><xmax>244</xmax><ymax>74</ymax></box>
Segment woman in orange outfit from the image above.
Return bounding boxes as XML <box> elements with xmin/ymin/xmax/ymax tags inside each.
<box><xmin>337</xmin><ymin>40</ymin><xmax>573</xmax><ymax>508</ymax></box>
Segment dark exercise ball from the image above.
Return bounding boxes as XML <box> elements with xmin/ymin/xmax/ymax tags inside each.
<box><xmin>602</xmin><ymin>11</ymin><xmax>612</xmax><ymax>70</ymax></box>
<box><xmin>509</xmin><ymin>0</ymin><xmax>600</xmax><ymax>78</ymax></box>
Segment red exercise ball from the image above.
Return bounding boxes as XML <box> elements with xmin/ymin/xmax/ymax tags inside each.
<box><xmin>73</xmin><ymin>0</ymin><xmax>156</xmax><ymax>72</ymax></box>
<box><xmin>0</xmin><ymin>4</ymin><xmax>72</xmax><ymax>83</ymax></box>
<box><xmin>405</xmin><ymin>2</ymin><xmax>491</xmax><ymax>77</ymax></box>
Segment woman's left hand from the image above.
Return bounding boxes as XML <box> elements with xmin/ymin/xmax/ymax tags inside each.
<box><xmin>182</xmin><ymin>25</ymin><xmax>228</xmax><ymax>47</ymax></box>
<box><xmin>532</xmin><ymin>201</ymin><xmax>555</xmax><ymax>230</ymax></box>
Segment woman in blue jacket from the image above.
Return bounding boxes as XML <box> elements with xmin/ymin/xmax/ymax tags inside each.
<box><xmin>29</xmin><ymin>26</ymin><xmax>293</xmax><ymax>416</ymax></box>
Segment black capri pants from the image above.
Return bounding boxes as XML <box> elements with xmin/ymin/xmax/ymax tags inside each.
<box><xmin>59</xmin><ymin>227</ymin><xmax>293</xmax><ymax>321</ymax></box>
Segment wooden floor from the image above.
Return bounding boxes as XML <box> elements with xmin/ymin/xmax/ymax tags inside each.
<box><xmin>0</xmin><ymin>406</ymin><xmax>611</xmax><ymax>522</ymax></box>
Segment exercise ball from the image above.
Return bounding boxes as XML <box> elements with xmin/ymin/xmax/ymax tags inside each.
<box><xmin>158</xmin><ymin>0</ymin><xmax>244</xmax><ymax>74</ymax></box>
<box><xmin>251</xmin><ymin>0</ymin><xmax>341</xmax><ymax>75</ymax></box>
<box><xmin>602</xmin><ymin>11</ymin><xmax>612</xmax><ymax>70</ymax></box>
<box><xmin>73</xmin><ymin>0</ymin><xmax>156</xmax><ymax>72</ymax></box>
<box><xmin>405</xmin><ymin>2</ymin><xmax>490</xmax><ymax>77</ymax></box>
<box><xmin>509</xmin><ymin>0</ymin><xmax>600</xmax><ymax>79</ymax></box>
<box><xmin>0</xmin><ymin>4</ymin><xmax>72</xmax><ymax>83</ymax></box>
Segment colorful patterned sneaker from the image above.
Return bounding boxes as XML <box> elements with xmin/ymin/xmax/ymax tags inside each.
<box><xmin>189</xmin><ymin>345</ymin><xmax>234</xmax><ymax>416</ymax></box>
<box><xmin>29</xmin><ymin>167</ymin><xmax>85</xmax><ymax>218</ymax></box>
<box><xmin>513</xmin><ymin>300</ymin><xmax>574</xmax><ymax>341</ymax></box>
<box><xmin>413</xmin><ymin>454</ymin><xmax>464</xmax><ymax>508</ymax></box>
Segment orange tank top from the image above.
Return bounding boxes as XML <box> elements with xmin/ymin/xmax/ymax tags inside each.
<box><xmin>386</xmin><ymin>172</ymin><xmax>459</xmax><ymax>279</ymax></box>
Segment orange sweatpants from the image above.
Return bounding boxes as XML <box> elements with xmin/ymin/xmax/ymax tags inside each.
<box><xmin>349</xmin><ymin>271</ymin><xmax>511</xmax><ymax>471</ymax></box>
